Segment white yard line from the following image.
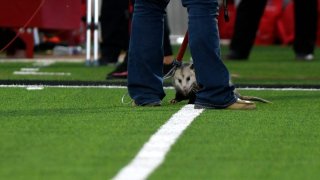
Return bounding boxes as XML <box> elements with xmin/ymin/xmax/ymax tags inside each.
<box><xmin>9</xmin><ymin>59</ymin><xmax>71</xmax><ymax>76</ymax></box>
<box><xmin>20</xmin><ymin>68</ymin><xmax>40</xmax><ymax>72</ymax></box>
<box><xmin>32</xmin><ymin>60</ymin><xmax>56</xmax><ymax>67</ymax></box>
<box><xmin>13</xmin><ymin>71</ymin><xmax>71</xmax><ymax>76</ymax></box>
<box><xmin>26</xmin><ymin>85</ymin><xmax>45</xmax><ymax>90</ymax></box>
<box><xmin>112</xmin><ymin>104</ymin><xmax>204</xmax><ymax>180</ymax></box>
<box><xmin>238</xmin><ymin>87</ymin><xmax>320</xmax><ymax>91</ymax></box>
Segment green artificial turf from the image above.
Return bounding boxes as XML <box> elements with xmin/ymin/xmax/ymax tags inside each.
<box><xmin>222</xmin><ymin>46</ymin><xmax>320</xmax><ymax>85</ymax></box>
<box><xmin>1</xmin><ymin>87</ymin><xmax>320</xmax><ymax>179</ymax></box>
<box><xmin>0</xmin><ymin>87</ymin><xmax>180</xmax><ymax>180</ymax></box>
<box><xmin>152</xmin><ymin>90</ymin><xmax>320</xmax><ymax>180</ymax></box>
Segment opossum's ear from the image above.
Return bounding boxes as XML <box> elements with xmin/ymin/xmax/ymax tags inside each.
<box><xmin>189</xmin><ymin>63</ymin><xmax>194</xmax><ymax>70</ymax></box>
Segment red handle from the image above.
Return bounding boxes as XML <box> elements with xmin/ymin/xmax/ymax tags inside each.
<box><xmin>176</xmin><ymin>31</ymin><xmax>189</xmax><ymax>62</ymax></box>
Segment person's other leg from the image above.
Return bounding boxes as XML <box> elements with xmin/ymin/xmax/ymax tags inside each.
<box><xmin>294</xmin><ymin>0</ymin><xmax>318</xmax><ymax>60</ymax></box>
<box><xmin>181</xmin><ymin>0</ymin><xmax>237</xmax><ymax>108</ymax></box>
<box><xmin>127</xmin><ymin>0</ymin><xmax>169</xmax><ymax>105</ymax></box>
<box><xmin>107</xmin><ymin>7</ymin><xmax>173</xmax><ymax>79</ymax></box>
<box><xmin>226</xmin><ymin>0</ymin><xmax>267</xmax><ymax>60</ymax></box>
<box><xmin>100</xmin><ymin>0</ymin><xmax>129</xmax><ymax>65</ymax></box>
<box><xmin>163</xmin><ymin>15</ymin><xmax>174</xmax><ymax>74</ymax></box>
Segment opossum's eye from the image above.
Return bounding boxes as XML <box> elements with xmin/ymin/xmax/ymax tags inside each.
<box><xmin>186</xmin><ymin>77</ymin><xmax>190</xmax><ymax>81</ymax></box>
<box><xmin>178</xmin><ymin>79</ymin><xmax>182</xmax><ymax>83</ymax></box>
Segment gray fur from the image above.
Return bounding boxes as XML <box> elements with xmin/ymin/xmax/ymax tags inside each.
<box><xmin>172</xmin><ymin>63</ymin><xmax>199</xmax><ymax>96</ymax></box>
<box><xmin>171</xmin><ymin>63</ymin><xmax>271</xmax><ymax>104</ymax></box>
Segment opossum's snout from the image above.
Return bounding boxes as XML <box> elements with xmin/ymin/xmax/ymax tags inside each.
<box><xmin>183</xmin><ymin>86</ymin><xmax>188</xmax><ymax>91</ymax></box>
<box><xmin>182</xmin><ymin>87</ymin><xmax>189</xmax><ymax>95</ymax></box>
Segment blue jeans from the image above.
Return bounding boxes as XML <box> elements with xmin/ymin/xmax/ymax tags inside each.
<box><xmin>128</xmin><ymin>0</ymin><xmax>236</xmax><ymax>108</ymax></box>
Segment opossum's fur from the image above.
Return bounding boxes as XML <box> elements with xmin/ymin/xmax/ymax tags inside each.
<box><xmin>170</xmin><ymin>63</ymin><xmax>271</xmax><ymax>104</ymax></box>
<box><xmin>170</xmin><ymin>63</ymin><xmax>199</xmax><ymax>104</ymax></box>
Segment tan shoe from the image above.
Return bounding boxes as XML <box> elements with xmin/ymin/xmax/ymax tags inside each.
<box><xmin>227</xmin><ymin>98</ymin><xmax>256</xmax><ymax>110</ymax></box>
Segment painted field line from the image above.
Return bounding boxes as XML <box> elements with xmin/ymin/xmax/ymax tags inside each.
<box><xmin>13</xmin><ymin>71</ymin><xmax>71</xmax><ymax>76</ymax></box>
<box><xmin>20</xmin><ymin>68</ymin><xmax>40</xmax><ymax>72</ymax></box>
<box><xmin>26</xmin><ymin>85</ymin><xmax>44</xmax><ymax>90</ymax></box>
<box><xmin>238</xmin><ymin>87</ymin><xmax>320</xmax><ymax>91</ymax></box>
<box><xmin>112</xmin><ymin>104</ymin><xmax>204</xmax><ymax>180</ymax></box>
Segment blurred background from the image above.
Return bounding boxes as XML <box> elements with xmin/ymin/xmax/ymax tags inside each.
<box><xmin>1</xmin><ymin>0</ymin><xmax>318</xmax><ymax>59</ymax></box>
<box><xmin>0</xmin><ymin>0</ymin><xmax>319</xmax><ymax>86</ymax></box>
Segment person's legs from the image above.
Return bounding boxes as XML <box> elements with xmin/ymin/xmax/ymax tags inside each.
<box><xmin>227</xmin><ymin>0</ymin><xmax>267</xmax><ymax>60</ymax></box>
<box><xmin>127</xmin><ymin>0</ymin><xmax>169</xmax><ymax>105</ymax></box>
<box><xmin>293</xmin><ymin>0</ymin><xmax>318</xmax><ymax>60</ymax></box>
<box><xmin>181</xmin><ymin>0</ymin><xmax>237</xmax><ymax>108</ymax></box>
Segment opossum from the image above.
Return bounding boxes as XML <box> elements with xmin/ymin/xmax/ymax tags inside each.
<box><xmin>170</xmin><ymin>63</ymin><xmax>199</xmax><ymax>104</ymax></box>
<box><xmin>170</xmin><ymin>63</ymin><xmax>271</xmax><ymax>104</ymax></box>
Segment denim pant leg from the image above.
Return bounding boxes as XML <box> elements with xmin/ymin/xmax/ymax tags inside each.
<box><xmin>127</xmin><ymin>0</ymin><xmax>169</xmax><ymax>105</ymax></box>
<box><xmin>182</xmin><ymin>0</ymin><xmax>236</xmax><ymax>108</ymax></box>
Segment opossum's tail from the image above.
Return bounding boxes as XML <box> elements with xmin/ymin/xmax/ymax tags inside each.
<box><xmin>234</xmin><ymin>91</ymin><xmax>272</xmax><ymax>103</ymax></box>
<box><xmin>239</xmin><ymin>95</ymin><xmax>272</xmax><ymax>104</ymax></box>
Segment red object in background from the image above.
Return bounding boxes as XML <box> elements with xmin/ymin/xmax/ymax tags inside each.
<box><xmin>218</xmin><ymin>0</ymin><xmax>283</xmax><ymax>44</ymax></box>
<box><xmin>58</xmin><ymin>22</ymin><xmax>86</xmax><ymax>46</ymax></box>
<box><xmin>255</xmin><ymin>0</ymin><xmax>283</xmax><ymax>45</ymax></box>
<box><xmin>218</xmin><ymin>0</ymin><xmax>320</xmax><ymax>47</ymax></box>
<box><xmin>81</xmin><ymin>0</ymin><xmax>87</xmax><ymax>18</ymax></box>
<box><xmin>15</xmin><ymin>29</ymin><xmax>34</xmax><ymax>58</ymax></box>
<box><xmin>218</xmin><ymin>2</ymin><xmax>237</xmax><ymax>39</ymax></box>
<box><xmin>0</xmin><ymin>0</ymin><xmax>81</xmax><ymax>29</ymax></box>
<box><xmin>0</xmin><ymin>0</ymin><xmax>82</xmax><ymax>58</ymax></box>
<box><xmin>276</xmin><ymin>1</ymin><xmax>295</xmax><ymax>45</ymax></box>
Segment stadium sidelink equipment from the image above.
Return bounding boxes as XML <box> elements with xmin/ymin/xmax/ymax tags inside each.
<box><xmin>85</xmin><ymin>0</ymin><xmax>99</xmax><ymax>66</ymax></box>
